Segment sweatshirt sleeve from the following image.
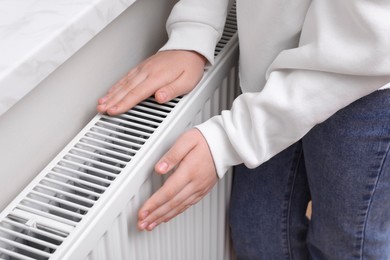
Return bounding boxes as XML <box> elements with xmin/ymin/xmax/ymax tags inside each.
<box><xmin>196</xmin><ymin>0</ymin><xmax>390</xmax><ymax>178</ymax></box>
<box><xmin>159</xmin><ymin>0</ymin><xmax>230</xmax><ymax>65</ymax></box>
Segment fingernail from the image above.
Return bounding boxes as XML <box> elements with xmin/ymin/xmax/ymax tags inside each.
<box><xmin>157</xmin><ymin>161</ymin><xmax>168</xmax><ymax>172</ymax></box>
<box><xmin>157</xmin><ymin>91</ymin><xmax>167</xmax><ymax>102</ymax></box>
<box><xmin>99</xmin><ymin>97</ymin><xmax>107</xmax><ymax>104</ymax></box>
<box><xmin>97</xmin><ymin>105</ymin><xmax>106</xmax><ymax>114</ymax></box>
<box><xmin>148</xmin><ymin>222</ymin><xmax>157</xmax><ymax>230</ymax></box>
<box><xmin>139</xmin><ymin>222</ymin><xmax>148</xmax><ymax>230</ymax></box>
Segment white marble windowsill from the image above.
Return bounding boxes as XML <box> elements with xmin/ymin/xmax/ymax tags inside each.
<box><xmin>0</xmin><ymin>0</ymin><xmax>137</xmax><ymax>117</ymax></box>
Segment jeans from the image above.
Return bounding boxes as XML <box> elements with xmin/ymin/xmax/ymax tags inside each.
<box><xmin>229</xmin><ymin>90</ymin><xmax>390</xmax><ymax>260</ymax></box>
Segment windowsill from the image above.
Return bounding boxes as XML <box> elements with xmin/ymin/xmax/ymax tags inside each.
<box><xmin>0</xmin><ymin>0</ymin><xmax>137</xmax><ymax>116</ymax></box>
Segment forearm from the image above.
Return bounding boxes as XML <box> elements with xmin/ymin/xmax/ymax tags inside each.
<box><xmin>198</xmin><ymin>71</ymin><xmax>390</xmax><ymax>177</ymax></box>
<box><xmin>160</xmin><ymin>0</ymin><xmax>231</xmax><ymax>64</ymax></box>
<box><xmin>197</xmin><ymin>0</ymin><xmax>390</xmax><ymax>177</ymax></box>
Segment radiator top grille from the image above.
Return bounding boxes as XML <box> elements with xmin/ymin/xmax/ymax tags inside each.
<box><xmin>0</xmin><ymin>3</ymin><xmax>237</xmax><ymax>259</ymax></box>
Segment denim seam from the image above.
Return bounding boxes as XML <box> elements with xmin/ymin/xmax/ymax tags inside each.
<box><xmin>282</xmin><ymin>146</ymin><xmax>304</xmax><ymax>260</ymax></box>
<box><xmin>360</xmin><ymin>139</ymin><xmax>390</xmax><ymax>259</ymax></box>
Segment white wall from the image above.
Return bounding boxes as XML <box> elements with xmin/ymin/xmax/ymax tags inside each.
<box><xmin>0</xmin><ymin>0</ymin><xmax>177</xmax><ymax>211</ymax></box>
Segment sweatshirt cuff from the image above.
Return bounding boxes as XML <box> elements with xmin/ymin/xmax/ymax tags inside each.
<box><xmin>159</xmin><ymin>22</ymin><xmax>220</xmax><ymax>65</ymax></box>
<box><xmin>195</xmin><ymin>115</ymin><xmax>242</xmax><ymax>179</ymax></box>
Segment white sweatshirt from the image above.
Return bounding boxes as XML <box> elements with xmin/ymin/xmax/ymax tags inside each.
<box><xmin>160</xmin><ymin>0</ymin><xmax>390</xmax><ymax>178</ymax></box>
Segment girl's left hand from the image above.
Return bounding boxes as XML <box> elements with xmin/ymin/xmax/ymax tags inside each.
<box><xmin>137</xmin><ymin>128</ymin><xmax>218</xmax><ymax>231</ymax></box>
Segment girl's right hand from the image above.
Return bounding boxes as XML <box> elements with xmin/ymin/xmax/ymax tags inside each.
<box><xmin>96</xmin><ymin>50</ymin><xmax>207</xmax><ymax>115</ymax></box>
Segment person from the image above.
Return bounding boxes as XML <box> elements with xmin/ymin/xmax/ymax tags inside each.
<box><xmin>97</xmin><ymin>0</ymin><xmax>390</xmax><ymax>258</ymax></box>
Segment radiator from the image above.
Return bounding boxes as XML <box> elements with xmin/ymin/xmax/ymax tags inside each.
<box><xmin>0</xmin><ymin>4</ymin><xmax>239</xmax><ymax>260</ymax></box>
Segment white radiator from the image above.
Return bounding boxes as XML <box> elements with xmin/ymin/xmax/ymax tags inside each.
<box><xmin>0</xmin><ymin>4</ymin><xmax>239</xmax><ymax>260</ymax></box>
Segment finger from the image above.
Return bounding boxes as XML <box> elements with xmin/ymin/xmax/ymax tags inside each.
<box><xmin>141</xmin><ymin>164</ymin><xmax>216</xmax><ymax>231</ymax></box>
<box><xmin>146</xmin><ymin>185</ymin><xmax>205</xmax><ymax>230</ymax></box>
<box><xmin>144</xmin><ymin>198</ymin><xmax>199</xmax><ymax>231</ymax></box>
<box><xmin>98</xmin><ymin>68</ymin><xmax>139</xmax><ymax>105</ymax></box>
<box><xmin>97</xmin><ymin>73</ymin><xmax>143</xmax><ymax>113</ymax></box>
<box><xmin>161</xmin><ymin>193</ymin><xmax>204</xmax><ymax>223</ymax></box>
<box><xmin>98</xmin><ymin>81</ymin><xmax>124</xmax><ymax>106</ymax></box>
<box><xmin>105</xmin><ymin>83</ymin><xmax>157</xmax><ymax>115</ymax></box>
<box><xmin>155</xmin><ymin>132</ymin><xmax>196</xmax><ymax>175</ymax></box>
<box><xmin>138</xmin><ymin>178</ymin><xmax>200</xmax><ymax>231</ymax></box>
<box><xmin>105</xmin><ymin>70</ymin><xmax>184</xmax><ymax>115</ymax></box>
<box><xmin>138</xmin><ymin>129</ymin><xmax>217</xmax><ymax>231</ymax></box>
<box><xmin>106</xmin><ymin>71</ymin><xmax>147</xmax><ymax>100</ymax></box>
<box><xmin>154</xmin><ymin>71</ymin><xmax>202</xmax><ymax>104</ymax></box>
<box><xmin>152</xmin><ymin>132</ymin><xmax>217</xmax><ymax>226</ymax></box>
<box><xmin>97</xmin><ymin>85</ymin><xmax>128</xmax><ymax>113</ymax></box>
<box><xmin>107</xmin><ymin>66</ymin><xmax>142</xmax><ymax>94</ymax></box>
<box><xmin>138</xmin><ymin>132</ymin><xmax>197</xmax><ymax>225</ymax></box>
<box><xmin>137</xmin><ymin>168</ymin><xmax>191</xmax><ymax>226</ymax></box>
<box><xmin>138</xmin><ymin>146</ymin><xmax>205</xmax><ymax>230</ymax></box>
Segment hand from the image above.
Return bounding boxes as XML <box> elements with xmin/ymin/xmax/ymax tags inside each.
<box><xmin>137</xmin><ymin>128</ymin><xmax>218</xmax><ymax>231</ymax></box>
<box><xmin>97</xmin><ymin>50</ymin><xmax>206</xmax><ymax>115</ymax></box>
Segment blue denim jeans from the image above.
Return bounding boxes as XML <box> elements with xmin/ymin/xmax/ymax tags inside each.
<box><xmin>229</xmin><ymin>89</ymin><xmax>390</xmax><ymax>260</ymax></box>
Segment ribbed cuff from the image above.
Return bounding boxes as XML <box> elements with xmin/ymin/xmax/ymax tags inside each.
<box><xmin>159</xmin><ymin>22</ymin><xmax>220</xmax><ymax>65</ymax></box>
<box><xmin>195</xmin><ymin>115</ymin><xmax>242</xmax><ymax>179</ymax></box>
